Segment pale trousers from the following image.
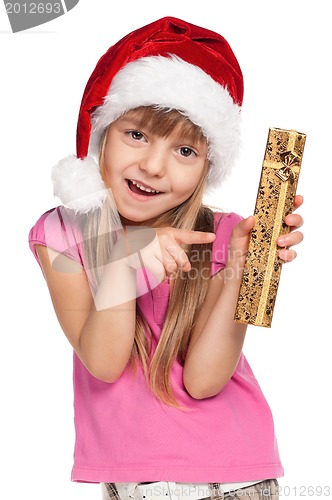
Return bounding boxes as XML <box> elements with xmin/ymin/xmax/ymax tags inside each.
<box><xmin>101</xmin><ymin>479</ymin><xmax>279</xmax><ymax>500</ymax></box>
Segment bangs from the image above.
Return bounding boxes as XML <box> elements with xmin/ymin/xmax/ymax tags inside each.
<box><xmin>121</xmin><ymin>106</ymin><xmax>207</xmax><ymax>146</ymax></box>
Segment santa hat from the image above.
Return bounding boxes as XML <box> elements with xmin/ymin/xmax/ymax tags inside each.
<box><xmin>52</xmin><ymin>16</ymin><xmax>244</xmax><ymax>212</ymax></box>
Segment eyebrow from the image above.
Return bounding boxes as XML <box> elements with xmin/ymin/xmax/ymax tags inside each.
<box><xmin>117</xmin><ymin>116</ymin><xmax>143</xmax><ymax>128</ymax></box>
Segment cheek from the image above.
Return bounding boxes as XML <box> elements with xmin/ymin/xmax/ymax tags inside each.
<box><xmin>101</xmin><ymin>160</ymin><xmax>112</xmax><ymax>188</ymax></box>
<box><xmin>172</xmin><ymin>166</ymin><xmax>205</xmax><ymax>196</ymax></box>
<box><xmin>102</xmin><ymin>149</ymin><xmax>121</xmax><ymax>185</ymax></box>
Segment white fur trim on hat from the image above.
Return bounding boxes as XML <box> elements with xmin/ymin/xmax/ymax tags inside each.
<box><xmin>90</xmin><ymin>55</ymin><xmax>241</xmax><ymax>190</ymax></box>
<box><xmin>52</xmin><ymin>155</ymin><xmax>107</xmax><ymax>213</ymax></box>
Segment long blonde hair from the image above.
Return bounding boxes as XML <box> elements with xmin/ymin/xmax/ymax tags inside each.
<box><xmin>83</xmin><ymin>107</ymin><xmax>216</xmax><ymax>408</ymax></box>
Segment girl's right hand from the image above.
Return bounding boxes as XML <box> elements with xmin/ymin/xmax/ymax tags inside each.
<box><xmin>123</xmin><ymin>226</ymin><xmax>216</xmax><ymax>280</ymax></box>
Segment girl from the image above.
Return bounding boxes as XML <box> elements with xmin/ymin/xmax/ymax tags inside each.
<box><xmin>29</xmin><ymin>17</ymin><xmax>304</xmax><ymax>500</ymax></box>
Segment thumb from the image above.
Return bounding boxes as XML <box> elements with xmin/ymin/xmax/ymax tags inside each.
<box><xmin>232</xmin><ymin>216</ymin><xmax>256</xmax><ymax>239</ymax></box>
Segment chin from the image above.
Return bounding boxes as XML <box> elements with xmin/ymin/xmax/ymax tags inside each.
<box><xmin>119</xmin><ymin>212</ymin><xmax>148</xmax><ymax>225</ymax></box>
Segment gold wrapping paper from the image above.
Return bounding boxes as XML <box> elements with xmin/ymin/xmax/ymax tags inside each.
<box><xmin>234</xmin><ymin>127</ymin><xmax>306</xmax><ymax>327</ymax></box>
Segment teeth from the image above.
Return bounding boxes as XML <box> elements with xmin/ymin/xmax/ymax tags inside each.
<box><xmin>131</xmin><ymin>179</ymin><xmax>160</xmax><ymax>193</ymax></box>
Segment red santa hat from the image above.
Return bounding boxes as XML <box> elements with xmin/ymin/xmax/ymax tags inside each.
<box><xmin>52</xmin><ymin>16</ymin><xmax>244</xmax><ymax>212</ymax></box>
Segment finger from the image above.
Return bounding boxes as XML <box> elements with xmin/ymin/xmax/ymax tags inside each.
<box><xmin>284</xmin><ymin>213</ymin><xmax>304</xmax><ymax>230</ymax></box>
<box><xmin>277</xmin><ymin>230</ymin><xmax>303</xmax><ymax>248</ymax></box>
<box><xmin>231</xmin><ymin>216</ymin><xmax>256</xmax><ymax>239</ymax></box>
<box><xmin>170</xmin><ymin>228</ymin><xmax>216</xmax><ymax>246</ymax></box>
<box><xmin>160</xmin><ymin>247</ymin><xmax>178</xmax><ymax>275</ymax></box>
<box><xmin>158</xmin><ymin>244</ymin><xmax>183</xmax><ymax>275</ymax></box>
<box><xmin>164</xmin><ymin>260</ymin><xmax>178</xmax><ymax>276</ymax></box>
<box><xmin>143</xmin><ymin>254</ymin><xmax>167</xmax><ymax>284</ymax></box>
<box><xmin>293</xmin><ymin>194</ymin><xmax>304</xmax><ymax>211</ymax></box>
<box><xmin>166</xmin><ymin>244</ymin><xmax>191</xmax><ymax>272</ymax></box>
<box><xmin>278</xmin><ymin>248</ymin><xmax>297</xmax><ymax>263</ymax></box>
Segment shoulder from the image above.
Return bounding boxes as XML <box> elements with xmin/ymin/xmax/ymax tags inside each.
<box><xmin>28</xmin><ymin>206</ymin><xmax>84</xmax><ymax>268</ymax></box>
<box><xmin>213</xmin><ymin>211</ymin><xmax>243</xmax><ymax>231</ymax></box>
<box><xmin>211</xmin><ymin>211</ymin><xmax>243</xmax><ymax>276</ymax></box>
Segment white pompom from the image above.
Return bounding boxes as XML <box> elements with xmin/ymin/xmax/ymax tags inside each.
<box><xmin>51</xmin><ymin>155</ymin><xmax>107</xmax><ymax>213</ymax></box>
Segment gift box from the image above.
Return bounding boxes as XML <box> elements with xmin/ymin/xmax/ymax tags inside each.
<box><xmin>234</xmin><ymin>127</ymin><xmax>306</xmax><ymax>327</ymax></box>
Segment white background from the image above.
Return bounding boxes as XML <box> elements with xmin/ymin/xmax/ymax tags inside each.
<box><xmin>1</xmin><ymin>1</ymin><xmax>331</xmax><ymax>499</ymax></box>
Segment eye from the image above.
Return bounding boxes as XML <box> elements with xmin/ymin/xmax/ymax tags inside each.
<box><xmin>127</xmin><ymin>130</ymin><xmax>146</xmax><ymax>142</ymax></box>
<box><xmin>176</xmin><ymin>146</ymin><xmax>197</xmax><ymax>158</ymax></box>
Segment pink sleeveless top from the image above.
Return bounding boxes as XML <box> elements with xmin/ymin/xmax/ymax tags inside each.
<box><xmin>29</xmin><ymin>207</ymin><xmax>283</xmax><ymax>483</ymax></box>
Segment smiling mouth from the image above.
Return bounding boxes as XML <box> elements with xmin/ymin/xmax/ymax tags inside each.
<box><xmin>127</xmin><ymin>179</ymin><xmax>163</xmax><ymax>196</ymax></box>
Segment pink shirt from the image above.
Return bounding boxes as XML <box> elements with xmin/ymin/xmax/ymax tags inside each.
<box><xmin>29</xmin><ymin>207</ymin><xmax>283</xmax><ymax>483</ymax></box>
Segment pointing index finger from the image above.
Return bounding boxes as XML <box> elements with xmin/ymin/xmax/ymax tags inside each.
<box><xmin>172</xmin><ymin>228</ymin><xmax>216</xmax><ymax>245</ymax></box>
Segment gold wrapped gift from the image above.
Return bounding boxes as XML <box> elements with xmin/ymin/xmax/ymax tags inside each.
<box><xmin>234</xmin><ymin>127</ymin><xmax>306</xmax><ymax>327</ymax></box>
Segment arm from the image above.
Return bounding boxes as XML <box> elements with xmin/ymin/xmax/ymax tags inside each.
<box><xmin>183</xmin><ymin>196</ymin><xmax>304</xmax><ymax>399</ymax></box>
<box><xmin>182</xmin><ymin>226</ymin><xmax>250</xmax><ymax>400</ymax></box>
<box><xmin>35</xmin><ymin>225</ymin><xmax>215</xmax><ymax>383</ymax></box>
<box><xmin>35</xmin><ymin>244</ymin><xmax>137</xmax><ymax>383</ymax></box>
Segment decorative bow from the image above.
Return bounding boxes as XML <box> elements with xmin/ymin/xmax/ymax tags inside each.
<box><xmin>275</xmin><ymin>151</ymin><xmax>301</xmax><ymax>181</ymax></box>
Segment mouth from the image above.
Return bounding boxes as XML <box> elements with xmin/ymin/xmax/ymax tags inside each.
<box><xmin>126</xmin><ymin>179</ymin><xmax>164</xmax><ymax>197</ymax></box>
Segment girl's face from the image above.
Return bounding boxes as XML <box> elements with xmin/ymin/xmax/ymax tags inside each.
<box><xmin>102</xmin><ymin>114</ymin><xmax>208</xmax><ymax>225</ymax></box>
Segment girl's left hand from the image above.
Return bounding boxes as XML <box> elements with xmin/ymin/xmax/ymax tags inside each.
<box><xmin>277</xmin><ymin>194</ymin><xmax>304</xmax><ymax>262</ymax></box>
<box><xmin>229</xmin><ymin>195</ymin><xmax>304</xmax><ymax>267</ymax></box>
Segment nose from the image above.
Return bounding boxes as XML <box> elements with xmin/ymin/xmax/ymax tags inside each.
<box><xmin>138</xmin><ymin>145</ymin><xmax>167</xmax><ymax>177</ymax></box>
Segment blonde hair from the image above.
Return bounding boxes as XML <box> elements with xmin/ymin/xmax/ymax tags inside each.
<box><xmin>83</xmin><ymin>107</ymin><xmax>216</xmax><ymax>408</ymax></box>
